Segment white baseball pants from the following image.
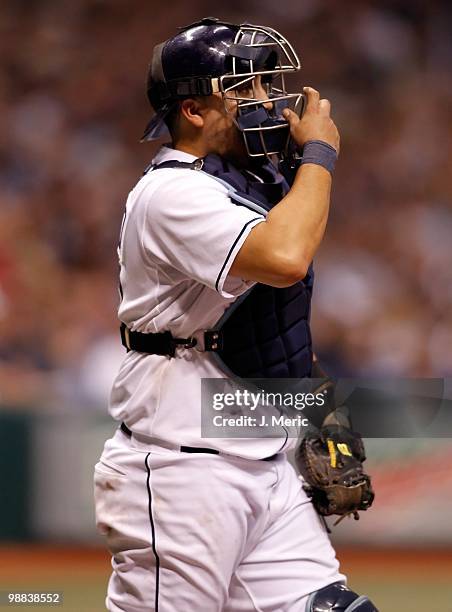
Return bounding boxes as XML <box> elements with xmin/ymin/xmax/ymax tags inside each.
<box><xmin>94</xmin><ymin>429</ymin><xmax>345</xmax><ymax>611</ymax></box>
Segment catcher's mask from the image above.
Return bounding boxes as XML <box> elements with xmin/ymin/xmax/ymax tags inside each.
<box><xmin>142</xmin><ymin>17</ymin><xmax>304</xmax><ymax>159</ymax></box>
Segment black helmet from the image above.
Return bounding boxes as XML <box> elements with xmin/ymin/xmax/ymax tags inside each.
<box><xmin>142</xmin><ymin>17</ymin><xmax>304</xmax><ymax>158</ymax></box>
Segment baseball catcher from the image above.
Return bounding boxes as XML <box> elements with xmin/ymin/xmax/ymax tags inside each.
<box><xmin>94</xmin><ymin>17</ymin><xmax>378</xmax><ymax>612</ymax></box>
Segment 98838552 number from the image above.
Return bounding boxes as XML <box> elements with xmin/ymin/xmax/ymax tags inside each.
<box><xmin>1</xmin><ymin>592</ymin><xmax>62</xmax><ymax>605</ymax></box>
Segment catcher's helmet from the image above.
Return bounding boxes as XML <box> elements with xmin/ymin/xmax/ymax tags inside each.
<box><xmin>142</xmin><ymin>17</ymin><xmax>304</xmax><ymax>158</ymax></box>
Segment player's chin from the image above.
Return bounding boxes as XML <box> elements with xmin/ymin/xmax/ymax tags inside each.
<box><xmin>222</xmin><ymin>132</ymin><xmax>252</xmax><ymax>167</ymax></box>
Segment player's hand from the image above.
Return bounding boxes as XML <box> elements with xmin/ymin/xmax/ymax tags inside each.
<box><xmin>283</xmin><ymin>87</ymin><xmax>340</xmax><ymax>153</ymax></box>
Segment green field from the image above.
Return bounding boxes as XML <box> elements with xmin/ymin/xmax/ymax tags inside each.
<box><xmin>348</xmin><ymin>578</ymin><xmax>451</xmax><ymax>612</ymax></box>
<box><xmin>0</xmin><ymin>547</ymin><xmax>451</xmax><ymax>611</ymax></box>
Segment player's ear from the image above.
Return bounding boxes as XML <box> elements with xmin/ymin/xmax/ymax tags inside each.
<box><xmin>180</xmin><ymin>98</ymin><xmax>206</xmax><ymax>129</ymax></box>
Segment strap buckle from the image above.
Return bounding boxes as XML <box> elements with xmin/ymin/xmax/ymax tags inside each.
<box><xmin>152</xmin><ymin>332</ymin><xmax>197</xmax><ymax>358</ymax></box>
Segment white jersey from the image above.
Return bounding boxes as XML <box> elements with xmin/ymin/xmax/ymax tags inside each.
<box><xmin>110</xmin><ymin>145</ymin><xmax>295</xmax><ymax>459</ymax></box>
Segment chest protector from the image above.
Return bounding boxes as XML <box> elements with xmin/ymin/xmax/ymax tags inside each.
<box><xmin>148</xmin><ymin>154</ymin><xmax>314</xmax><ymax>379</ymax></box>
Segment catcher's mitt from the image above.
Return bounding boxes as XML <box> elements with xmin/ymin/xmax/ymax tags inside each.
<box><xmin>295</xmin><ymin>425</ymin><xmax>374</xmax><ymax>522</ymax></box>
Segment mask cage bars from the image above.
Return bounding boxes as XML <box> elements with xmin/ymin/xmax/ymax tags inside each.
<box><xmin>219</xmin><ymin>24</ymin><xmax>303</xmax><ymax>157</ymax></box>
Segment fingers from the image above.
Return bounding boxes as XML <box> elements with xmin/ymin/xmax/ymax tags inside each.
<box><xmin>319</xmin><ymin>98</ymin><xmax>331</xmax><ymax>115</ymax></box>
<box><xmin>283</xmin><ymin>86</ymin><xmax>339</xmax><ymax>150</ymax></box>
<box><xmin>283</xmin><ymin>88</ymin><xmax>330</xmax><ymax>121</ymax></box>
<box><xmin>282</xmin><ymin>107</ymin><xmax>298</xmax><ymax>125</ymax></box>
<box><xmin>304</xmin><ymin>86</ymin><xmax>320</xmax><ymax>109</ymax></box>
<box><xmin>303</xmin><ymin>87</ymin><xmax>330</xmax><ymax>115</ymax></box>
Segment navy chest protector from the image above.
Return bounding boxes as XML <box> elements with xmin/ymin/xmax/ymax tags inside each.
<box><xmin>141</xmin><ymin>154</ymin><xmax>314</xmax><ymax>379</ymax></box>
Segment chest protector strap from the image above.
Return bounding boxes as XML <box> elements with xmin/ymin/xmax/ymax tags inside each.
<box><xmin>121</xmin><ymin>154</ymin><xmax>314</xmax><ymax>379</ymax></box>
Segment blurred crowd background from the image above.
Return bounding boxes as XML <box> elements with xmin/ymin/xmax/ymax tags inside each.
<box><xmin>1</xmin><ymin>0</ymin><xmax>452</xmax><ymax>410</ymax></box>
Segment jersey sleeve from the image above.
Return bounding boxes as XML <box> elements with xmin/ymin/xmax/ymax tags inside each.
<box><xmin>140</xmin><ymin>170</ymin><xmax>265</xmax><ymax>298</ymax></box>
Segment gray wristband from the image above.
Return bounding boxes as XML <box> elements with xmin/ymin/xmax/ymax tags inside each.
<box><xmin>300</xmin><ymin>139</ymin><xmax>338</xmax><ymax>174</ymax></box>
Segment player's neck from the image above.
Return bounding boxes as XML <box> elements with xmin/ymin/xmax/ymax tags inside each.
<box><xmin>172</xmin><ymin>137</ymin><xmax>209</xmax><ymax>159</ymax></box>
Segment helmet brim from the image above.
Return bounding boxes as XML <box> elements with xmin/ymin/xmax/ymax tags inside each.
<box><xmin>140</xmin><ymin>105</ymin><xmax>172</xmax><ymax>142</ymax></box>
